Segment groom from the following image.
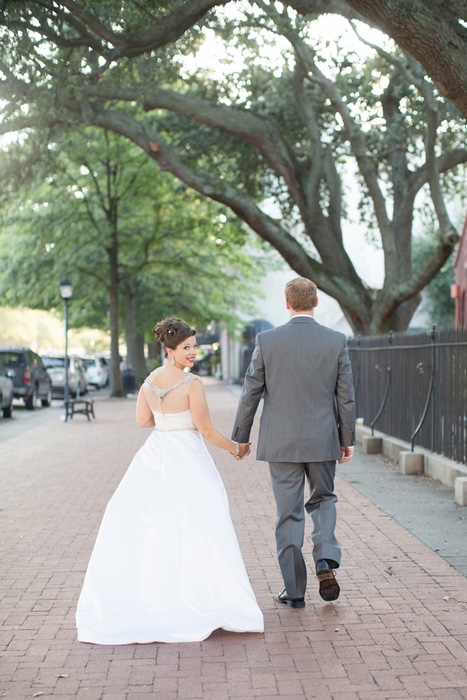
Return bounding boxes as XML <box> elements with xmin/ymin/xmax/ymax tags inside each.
<box><xmin>232</xmin><ymin>277</ymin><xmax>355</xmax><ymax>606</ymax></box>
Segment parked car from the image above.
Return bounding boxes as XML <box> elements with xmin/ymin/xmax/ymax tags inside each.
<box><xmin>0</xmin><ymin>348</ymin><xmax>52</xmax><ymax>409</ymax></box>
<box><xmin>0</xmin><ymin>358</ymin><xmax>14</xmax><ymax>417</ymax></box>
<box><xmin>98</xmin><ymin>356</ymin><xmax>110</xmax><ymax>386</ymax></box>
<box><xmin>82</xmin><ymin>357</ymin><xmax>107</xmax><ymax>389</ymax></box>
<box><xmin>42</xmin><ymin>355</ymin><xmax>88</xmax><ymax>398</ymax></box>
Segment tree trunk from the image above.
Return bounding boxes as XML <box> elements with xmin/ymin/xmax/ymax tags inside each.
<box><xmin>123</xmin><ymin>284</ymin><xmax>147</xmax><ymax>384</ymax></box>
<box><xmin>108</xmin><ymin>209</ymin><xmax>124</xmax><ymax>397</ymax></box>
<box><xmin>124</xmin><ymin>283</ymin><xmax>137</xmax><ymax>367</ymax></box>
<box><xmin>133</xmin><ymin>333</ymin><xmax>147</xmax><ymax>385</ymax></box>
<box><xmin>147</xmin><ymin>340</ymin><xmax>162</xmax><ymax>363</ymax></box>
<box><xmin>108</xmin><ymin>289</ymin><xmax>123</xmax><ymax>396</ymax></box>
<box><xmin>369</xmin><ymin>294</ymin><xmax>422</xmax><ymax>334</ymax></box>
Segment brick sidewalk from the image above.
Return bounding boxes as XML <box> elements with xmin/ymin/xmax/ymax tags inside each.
<box><xmin>1</xmin><ymin>380</ymin><xmax>466</xmax><ymax>700</ymax></box>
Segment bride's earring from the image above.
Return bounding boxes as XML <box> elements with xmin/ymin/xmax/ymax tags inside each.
<box><xmin>170</xmin><ymin>355</ymin><xmax>175</xmax><ymax>366</ymax></box>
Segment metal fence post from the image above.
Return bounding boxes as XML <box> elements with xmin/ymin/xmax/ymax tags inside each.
<box><xmin>354</xmin><ymin>334</ymin><xmax>361</xmax><ymax>410</ymax></box>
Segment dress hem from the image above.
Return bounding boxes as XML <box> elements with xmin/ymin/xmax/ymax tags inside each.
<box><xmin>77</xmin><ymin>625</ymin><xmax>264</xmax><ymax>645</ymax></box>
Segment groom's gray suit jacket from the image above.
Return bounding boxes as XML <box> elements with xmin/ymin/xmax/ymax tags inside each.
<box><xmin>232</xmin><ymin>316</ymin><xmax>355</xmax><ymax>462</ymax></box>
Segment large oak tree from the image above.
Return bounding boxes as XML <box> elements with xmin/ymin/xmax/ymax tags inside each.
<box><xmin>0</xmin><ymin>0</ymin><xmax>465</xmax><ymax>333</ymax></box>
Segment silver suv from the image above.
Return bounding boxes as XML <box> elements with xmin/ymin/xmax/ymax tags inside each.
<box><xmin>0</xmin><ymin>348</ymin><xmax>52</xmax><ymax>409</ymax></box>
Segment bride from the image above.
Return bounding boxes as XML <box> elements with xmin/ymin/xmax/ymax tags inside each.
<box><xmin>76</xmin><ymin>317</ymin><xmax>264</xmax><ymax>644</ymax></box>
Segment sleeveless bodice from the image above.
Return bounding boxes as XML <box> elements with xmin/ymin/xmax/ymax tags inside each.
<box><xmin>144</xmin><ymin>372</ymin><xmax>200</xmax><ymax>432</ymax></box>
<box><xmin>144</xmin><ymin>372</ymin><xmax>198</xmax><ymax>403</ymax></box>
<box><xmin>151</xmin><ymin>409</ymin><xmax>197</xmax><ymax>432</ymax></box>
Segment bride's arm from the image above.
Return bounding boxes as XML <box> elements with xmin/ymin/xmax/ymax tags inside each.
<box><xmin>189</xmin><ymin>380</ymin><xmax>238</xmax><ymax>454</ymax></box>
<box><xmin>136</xmin><ymin>385</ymin><xmax>155</xmax><ymax>427</ymax></box>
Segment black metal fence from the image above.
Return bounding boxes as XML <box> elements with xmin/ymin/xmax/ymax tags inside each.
<box><xmin>348</xmin><ymin>327</ymin><xmax>467</xmax><ymax>464</ymax></box>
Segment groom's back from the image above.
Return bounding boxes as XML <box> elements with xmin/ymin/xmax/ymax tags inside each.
<box><xmin>256</xmin><ymin>317</ymin><xmax>348</xmax><ymax>462</ymax></box>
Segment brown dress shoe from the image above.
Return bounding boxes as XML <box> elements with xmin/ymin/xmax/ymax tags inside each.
<box><xmin>316</xmin><ymin>559</ymin><xmax>340</xmax><ymax>601</ymax></box>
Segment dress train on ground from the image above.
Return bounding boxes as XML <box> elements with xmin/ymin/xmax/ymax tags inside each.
<box><xmin>76</xmin><ymin>408</ymin><xmax>263</xmax><ymax>644</ymax></box>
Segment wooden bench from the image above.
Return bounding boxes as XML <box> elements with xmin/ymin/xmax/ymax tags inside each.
<box><xmin>65</xmin><ymin>398</ymin><xmax>95</xmax><ymax>422</ymax></box>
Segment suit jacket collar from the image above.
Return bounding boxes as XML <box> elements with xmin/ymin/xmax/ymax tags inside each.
<box><xmin>287</xmin><ymin>315</ymin><xmax>317</xmax><ymax>324</ymax></box>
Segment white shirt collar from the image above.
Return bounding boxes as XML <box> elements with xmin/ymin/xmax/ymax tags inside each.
<box><xmin>291</xmin><ymin>313</ymin><xmax>314</xmax><ymax>318</ymax></box>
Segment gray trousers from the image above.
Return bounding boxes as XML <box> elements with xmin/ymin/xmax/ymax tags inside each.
<box><xmin>269</xmin><ymin>461</ymin><xmax>341</xmax><ymax>598</ymax></box>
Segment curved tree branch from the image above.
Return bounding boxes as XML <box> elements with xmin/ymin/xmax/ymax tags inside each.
<box><xmin>286</xmin><ymin>0</ymin><xmax>467</xmax><ymax>117</ymax></box>
<box><xmin>350</xmin><ymin>11</ymin><xmax>462</xmax><ymax>236</ymax></box>
<box><xmin>349</xmin><ymin>22</ymin><xmax>422</xmax><ymax>87</ymax></box>
<box><xmin>143</xmin><ymin>90</ymin><xmax>304</xmax><ymax>200</ymax></box>
<box><xmin>409</xmin><ymin>148</ymin><xmax>467</xmax><ymax>196</ymax></box>
<box><xmin>55</xmin><ymin>0</ymin><xmax>230</xmax><ymax>59</ymax></box>
<box><xmin>406</xmin><ymin>55</ymin><xmax>460</xmax><ymax>247</ymax></box>
<box><xmin>322</xmin><ymin>145</ymin><xmax>343</xmax><ymax>243</ymax></box>
<box><xmin>84</xmin><ymin>84</ymin><xmax>307</xmax><ymax>215</ymax></box>
<box><xmin>278</xmin><ymin>0</ymin><xmax>367</xmax><ymax>22</ymax></box>
<box><xmin>377</xmin><ymin>238</ymin><xmax>455</xmax><ymax>322</ymax></box>
<box><xmin>0</xmin><ymin>115</ymin><xmax>52</xmax><ymax>135</ymax></box>
<box><xmin>66</xmin><ymin>101</ymin><xmax>369</xmax><ymax>310</ymax></box>
<box><xmin>292</xmin><ymin>57</ymin><xmax>323</xmax><ymax>213</ymax></box>
<box><xmin>85</xmin><ymin>69</ymin><xmax>367</xmax><ymax>298</ymax></box>
<box><xmin>278</xmin><ymin>25</ymin><xmax>397</xmax><ymax>274</ymax></box>
<box><xmin>432</xmin><ymin>0</ymin><xmax>467</xmax><ymax>22</ymax></box>
<box><xmin>53</xmin><ymin>0</ymin><xmax>128</xmax><ymax>44</ymax></box>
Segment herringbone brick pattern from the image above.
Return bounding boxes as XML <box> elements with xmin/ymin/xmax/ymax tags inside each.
<box><xmin>1</xmin><ymin>379</ymin><xmax>466</xmax><ymax>699</ymax></box>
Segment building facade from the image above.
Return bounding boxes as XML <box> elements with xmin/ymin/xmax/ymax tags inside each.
<box><xmin>452</xmin><ymin>212</ymin><xmax>467</xmax><ymax>328</ymax></box>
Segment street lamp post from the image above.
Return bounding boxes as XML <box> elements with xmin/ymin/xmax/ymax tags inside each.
<box><xmin>59</xmin><ymin>279</ymin><xmax>73</xmax><ymax>414</ymax></box>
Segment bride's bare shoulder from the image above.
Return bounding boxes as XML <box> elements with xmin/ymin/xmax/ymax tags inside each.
<box><xmin>146</xmin><ymin>367</ymin><xmax>164</xmax><ymax>384</ymax></box>
<box><xmin>188</xmin><ymin>374</ymin><xmax>204</xmax><ymax>395</ymax></box>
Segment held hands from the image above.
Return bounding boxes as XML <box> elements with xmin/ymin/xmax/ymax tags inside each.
<box><xmin>238</xmin><ymin>442</ymin><xmax>251</xmax><ymax>459</ymax></box>
<box><xmin>339</xmin><ymin>446</ymin><xmax>354</xmax><ymax>464</ymax></box>
<box><xmin>232</xmin><ymin>442</ymin><xmax>251</xmax><ymax>460</ymax></box>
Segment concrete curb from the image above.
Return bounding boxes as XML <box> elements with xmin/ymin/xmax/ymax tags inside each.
<box><xmin>357</xmin><ymin>422</ymin><xmax>467</xmax><ymax>506</ymax></box>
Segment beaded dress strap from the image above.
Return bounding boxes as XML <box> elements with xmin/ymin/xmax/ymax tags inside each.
<box><xmin>144</xmin><ymin>373</ymin><xmax>200</xmax><ymax>404</ymax></box>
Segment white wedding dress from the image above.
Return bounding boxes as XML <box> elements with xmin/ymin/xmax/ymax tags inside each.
<box><xmin>76</xmin><ymin>372</ymin><xmax>263</xmax><ymax>644</ymax></box>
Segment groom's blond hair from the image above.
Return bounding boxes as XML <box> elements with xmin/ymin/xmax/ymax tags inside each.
<box><xmin>285</xmin><ymin>277</ymin><xmax>317</xmax><ymax>311</ymax></box>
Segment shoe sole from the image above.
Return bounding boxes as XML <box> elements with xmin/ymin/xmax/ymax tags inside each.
<box><xmin>317</xmin><ymin>570</ymin><xmax>340</xmax><ymax>601</ymax></box>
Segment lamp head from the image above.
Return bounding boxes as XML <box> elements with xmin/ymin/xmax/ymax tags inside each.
<box><xmin>59</xmin><ymin>279</ymin><xmax>73</xmax><ymax>300</ymax></box>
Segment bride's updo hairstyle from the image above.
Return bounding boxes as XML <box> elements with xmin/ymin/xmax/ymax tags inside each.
<box><xmin>153</xmin><ymin>317</ymin><xmax>196</xmax><ymax>357</ymax></box>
